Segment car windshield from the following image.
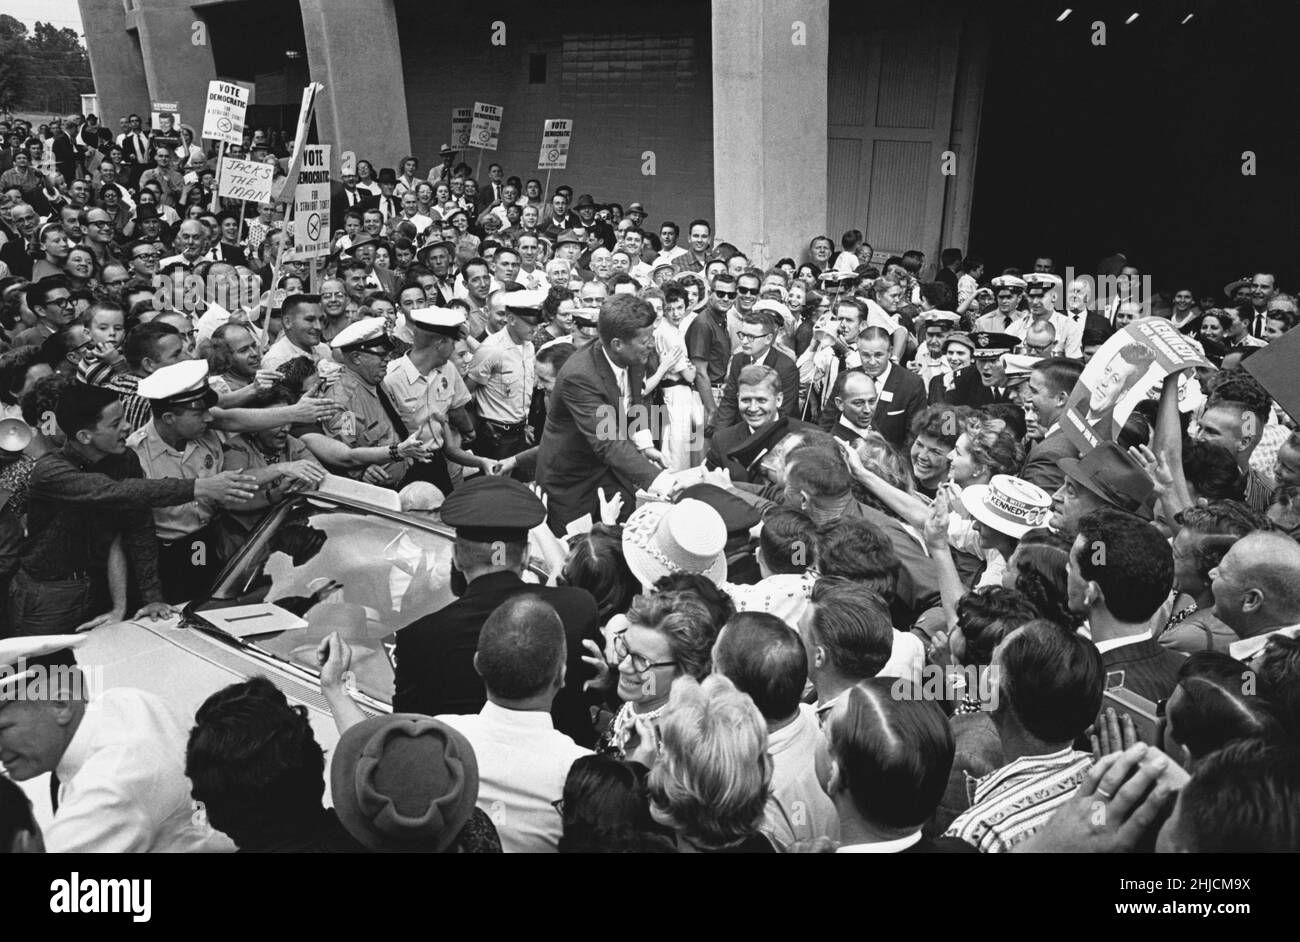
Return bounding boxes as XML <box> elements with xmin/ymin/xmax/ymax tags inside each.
<box><xmin>191</xmin><ymin>497</ymin><xmax>458</xmax><ymax>704</ymax></box>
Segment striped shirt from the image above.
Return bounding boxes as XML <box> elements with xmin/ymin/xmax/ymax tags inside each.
<box><xmin>943</xmin><ymin>747</ymin><xmax>1092</xmax><ymax>853</ymax></box>
<box><xmin>101</xmin><ymin>371</ymin><xmax>154</xmax><ymax>436</ymax></box>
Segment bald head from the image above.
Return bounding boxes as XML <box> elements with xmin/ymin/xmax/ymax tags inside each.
<box><xmin>1214</xmin><ymin>532</ymin><xmax>1300</xmax><ymax>633</ymax></box>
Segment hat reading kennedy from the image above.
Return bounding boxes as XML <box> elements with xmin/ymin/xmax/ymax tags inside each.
<box><xmin>960</xmin><ymin>475</ymin><xmax>1053</xmax><ymax>539</ymax></box>
<box><xmin>622</xmin><ymin>498</ymin><xmax>728</xmax><ymax>587</ymax></box>
<box><xmin>136</xmin><ymin>359</ymin><xmax>219</xmax><ymax>411</ymax></box>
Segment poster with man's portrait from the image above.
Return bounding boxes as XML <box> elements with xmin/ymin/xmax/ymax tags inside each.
<box><xmin>1063</xmin><ymin>318</ymin><xmax>1210</xmax><ymax>454</ymax></box>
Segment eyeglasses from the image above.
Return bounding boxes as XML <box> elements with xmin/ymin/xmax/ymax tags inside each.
<box><xmin>87</xmin><ymin>220</ymin><xmax>112</xmax><ymax>228</ymax></box>
<box><xmin>713</xmin><ymin>290</ymin><xmax>737</xmax><ymax>300</ymax></box>
<box><xmin>43</xmin><ymin>296</ymin><xmax>73</xmax><ymax>307</ymax></box>
<box><xmin>133</xmin><ymin>252</ymin><xmax>159</xmax><ymax>260</ymax></box>
<box><xmin>613</xmin><ymin>632</ymin><xmax>677</xmax><ymax>673</ymax></box>
<box><xmin>103</xmin><ymin>278</ymin><xmax>129</xmax><ymax>288</ymax></box>
<box><xmin>738</xmin><ymin>331</ymin><xmax>771</xmax><ymax>342</ymax></box>
<box><xmin>736</xmin><ymin>286</ymin><xmax>760</xmax><ymax>296</ymax></box>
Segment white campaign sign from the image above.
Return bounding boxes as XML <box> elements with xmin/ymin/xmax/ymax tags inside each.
<box><xmin>201</xmin><ymin>81</ymin><xmax>249</xmax><ymax>145</ymax></box>
<box><xmin>469</xmin><ymin>102</ymin><xmax>503</xmax><ymax>151</ymax></box>
<box><xmin>290</xmin><ymin>145</ymin><xmax>331</xmax><ymax>259</ymax></box>
<box><xmin>452</xmin><ymin>108</ymin><xmax>472</xmax><ymax>150</ymax></box>
<box><xmin>217</xmin><ymin>157</ymin><xmax>274</xmax><ymax>203</ymax></box>
<box><xmin>538</xmin><ymin>119</ymin><xmax>572</xmax><ymax>170</ymax></box>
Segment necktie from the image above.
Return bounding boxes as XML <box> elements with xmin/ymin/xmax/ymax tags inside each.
<box><xmin>50</xmin><ymin>771</ymin><xmax>61</xmax><ymax>814</ymax></box>
<box><xmin>1254</xmin><ymin>314</ymin><xmax>1265</xmax><ymax>339</ymax></box>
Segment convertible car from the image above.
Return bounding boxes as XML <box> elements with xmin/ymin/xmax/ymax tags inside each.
<box><xmin>26</xmin><ymin>480</ymin><xmax>522</xmax><ymax>828</ymax></box>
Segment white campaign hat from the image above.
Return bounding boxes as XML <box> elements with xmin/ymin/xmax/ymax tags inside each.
<box><xmin>960</xmin><ymin>475</ymin><xmax>1053</xmax><ymax>540</ymax></box>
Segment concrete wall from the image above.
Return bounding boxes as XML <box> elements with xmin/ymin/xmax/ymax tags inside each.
<box><xmin>712</xmin><ymin>0</ymin><xmax>829</xmax><ymax>268</ymax></box>
<box><xmin>394</xmin><ymin>0</ymin><xmax>713</xmax><ymax>234</ymax></box>
<box><xmin>135</xmin><ymin>0</ymin><xmax>218</xmax><ymax>135</ymax></box>
<box><xmin>301</xmin><ymin>0</ymin><xmax>412</xmax><ymax>171</ymax></box>
<box><xmin>77</xmin><ymin>0</ymin><xmax>151</xmax><ymax>125</ymax></box>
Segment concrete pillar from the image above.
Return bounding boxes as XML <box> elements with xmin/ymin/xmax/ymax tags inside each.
<box><xmin>134</xmin><ymin>0</ymin><xmax>219</xmax><ymax>136</ymax></box>
<box><xmin>77</xmin><ymin>0</ymin><xmax>152</xmax><ymax>126</ymax></box>
<box><xmin>300</xmin><ymin>0</ymin><xmax>412</xmax><ymax>172</ymax></box>
<box><xmin>711</xmin><ymin>0</ymin><xmax>828</xmax><ymax>268</ymax></box>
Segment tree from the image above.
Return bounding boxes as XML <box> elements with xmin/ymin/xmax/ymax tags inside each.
<box><xmin>0</xmin><ymin>15</ymin><xmax>29</xmax><ymax>113</ymax></box>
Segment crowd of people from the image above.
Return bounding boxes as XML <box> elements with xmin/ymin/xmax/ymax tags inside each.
<box><xmin>0</xmin><ymin>112</ymin><xmax>1298</xmax><ymax>854</ymax></box>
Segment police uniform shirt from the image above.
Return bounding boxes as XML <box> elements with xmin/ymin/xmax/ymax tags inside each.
<box><xmin>383</xmin><ymin>354</ymin><xmax>472</xmax><ymax>441</ymax></box>
<box><xmin>127</xmin><ymin>422</ymin><xmax>224</xmax><ymax>540</ymax></box>
<box><xmin>319</xmin><ymin>367</ymin><xmax>410</xmax><ymax>479</ymax></box>
<box><xmin>47</xmin><ymin>687</ymin><xmax>234</xmax><ymax>853</ymax></box>
<box><xmin>466</xmin><ymin>327</ymin><xmax>535</xmax><ymax>424</ymax></box>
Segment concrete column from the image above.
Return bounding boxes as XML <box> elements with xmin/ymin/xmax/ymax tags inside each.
<box><xmin>300</xmin><ymin>0</ymin><xmax>412</xmax><ymax>172</ymax></box>
<box><xmin>711</xmin><ymin>0</ymin><xmax>828</xmax><ymax>268</ymax></box>
<box><xmin>77</xmin><ymin>0</ymin><xmax>152</xmax><ymax>126</ymax></box>
<box><xmin>134</xmin><ymin>0</ymin><xmax>219</xmax><ymax>135</ymax></box>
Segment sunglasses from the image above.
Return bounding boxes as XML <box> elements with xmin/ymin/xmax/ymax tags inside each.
<box><xmin>714</xmin><ymin>290</ymin><xmax>737</xmax><ymax>300</ymax></box>
<box><xmin>736</xmin><ymin>286</ymin><xmax>760</xmax><ymax>296</ymax></box>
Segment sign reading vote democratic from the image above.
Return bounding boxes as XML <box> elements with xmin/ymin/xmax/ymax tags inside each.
<box><xmin>452</xmin><ymin>108</ymin><xmax>472</xmax><ymax>150</ymax></box>
<box><xmin>202</xmin><ymin>81</ymin><xmax>249</xmax><ymax>146</ymax></box>
<box><xmin>1062</xmin><ymin>317</ymin><xmax>1210</xmax><ymax>454</ymax></box>
<box><xmin>290</xmin><ymin>144</ymin><xmax>331</xmax><ymax>259</ymax></box>
<box><xmin>538</xmin><ymin>119</ymin><xmax>572</xmax><ymax>170</ymax></box>
<box><xmin>217</xmin><ymin>157</ymin><xmax>274</xmax><ymax>203</ymax></box>
<box><xmin>470</xmin><ymin>102</ymin><xmax>503</xmax><ymax>151</ymax></box>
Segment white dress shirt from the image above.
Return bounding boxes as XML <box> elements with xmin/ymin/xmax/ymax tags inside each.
<box><xmin>1229</xmin><ymin>624</ymin><xmax>1300</xmax><ymax>665</ymax></box>
<box><xmin>437</xmin><ymin>702</ymin><xmax>592</xmax><ymax>853</ymax></box>
<box><xmin>262</xmin><ymin>333</ymin><xmax>332</xmax><ymax>371</ymax></box>
<box><xmin>48</xmin><ymin>688</ymin><xmax>234</xmax><ymax>853</ymax></box>
<box><xmin>836</xmin><ymin>831</ymin><xmax>923</xmax><ymax>853</ymax></box>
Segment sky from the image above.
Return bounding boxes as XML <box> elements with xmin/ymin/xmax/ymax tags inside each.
<box><xmin>2</xmin><ymin>0</ymin><xmax>85</xmax><ymax>34</ymax></box>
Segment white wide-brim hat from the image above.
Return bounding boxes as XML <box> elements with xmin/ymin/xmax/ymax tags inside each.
<box><xmin>622</xmin><ymin>498</ymin><xmax>727</xmax><ymax>588</ymax></box>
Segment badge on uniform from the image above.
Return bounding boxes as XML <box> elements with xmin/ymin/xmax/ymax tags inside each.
<box><xmin>441</xmin><ymin>377</ymin><xmax>448</xmax><ymax>390</ymax></box>
<box><xmin>204</xmin><ymin>454</ymin><xmax>214</xmax><ymax>469</ymax></box>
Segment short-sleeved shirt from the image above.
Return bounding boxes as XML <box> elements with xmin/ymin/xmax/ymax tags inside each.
<box><xmin>383</xmin><ymin>354</ymin><xmax>471</xmax><ymax>442</ymax></box>
<box><xmin>262</xmin><ymin>334</ymin><xmax>332</xmax><ymax>372</ymax></box>
<box><xmin>317</xmin><ymin>367</ymin><xmax>409</xmax><ymax>481</ymax></box>
<box><xmin>222</xmin><ymin>433</ymin><xmax>321</xmax><ymax>526</ymax></box>
<box><xmin>127</xmin><ymin>422</ymin><xmax>224</xmax><ymax>540</ymax></box>
<box><xmin>466</xmin><ymin>328</ymin><xmax>535</xmax><ymax>424</ymax></box>
<box><xmin>686</xmin><ymin>309</ymin><xmax>732</xmax><ymax>384</ymax></box>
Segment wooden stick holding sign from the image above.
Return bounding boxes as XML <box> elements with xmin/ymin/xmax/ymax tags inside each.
<box><xmin>210</xmin><ymin>141</ymin><xmax>226</xmax><ymax>214</ymax></box>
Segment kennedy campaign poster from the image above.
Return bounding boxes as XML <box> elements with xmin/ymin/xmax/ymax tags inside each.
<box><xmin>1062</xmin><ymin>317</ymin><xmax>1210</xmax><ymax>454</ymax></box>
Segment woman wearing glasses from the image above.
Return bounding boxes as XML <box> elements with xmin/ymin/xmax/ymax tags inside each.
<box><xmin>595</xmin><ymin>589</ymin><xmax>715</xmax><ymax>763</ymax></box>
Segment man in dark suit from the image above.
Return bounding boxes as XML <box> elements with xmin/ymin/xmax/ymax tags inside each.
<box><xmin>394</xmin><ymin>476</ymin><xmax>603</xmax><ymax>747</ymax></box>
<box><xmin>1019</xmin><ymin>357</ymin><xmax>1083</xmax><ymax>493</ymax></box>
<box><xmin>714</xmin><ymin>312</ymin><xmax>800</xmax><ymax>429</ymax></box>
<box><xmin>49</xmin><ymin>116</ymin><xmax>78</xmax><ymax>184</ymax></box>
<box><xmin>1070</xmin><ymin>507</ymin><xmax>1184</xmax><ymax>703</ymax></box>
<box><xmin>819</xmin><ymin>326</ymin><xmax>927</xmax><ymax>450</ymax></box>
<box><xmin>707</xmin><ymin>363</ymin><xmax>811</xmax><ymax>482</ymax></box>
<box><xmin>537</xmin><ymin>294</ymin><xmax>677</xmax><ymax>533</ymax></box>
<box><xmin>331</xmin><ymin>169</ymin><xmax>378</xmax><ymax>234</ymax></box>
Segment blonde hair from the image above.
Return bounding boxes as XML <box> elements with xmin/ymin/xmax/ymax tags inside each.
<box><xmin>647</xmin><ymin>674</ymin><xmax>772</xmax><ymax>849</ymax></box>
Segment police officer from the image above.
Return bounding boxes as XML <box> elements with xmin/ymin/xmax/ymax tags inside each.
<box><xmin>383</xmin><ymin>306</ymin><xmax>490</xmax><ymax>489</ymax></box>
<box><xmin>316</xmin><ymin>317</ymin><xmax>414</xmax><ymax>488</ymax></box>
<box><xmin>465</xmin><ymin>287</ymin><xmax>546</xmax><ymax>460</ymax></box>
<box><xmin>392</xmin><ymin>475</ymin><xmax>601</xmax><ymax>747</ymax></box>
<box><xmin>975</xmin><ymin>274</ymin><xmax>1027</xmax><ymax>333</ymax></box>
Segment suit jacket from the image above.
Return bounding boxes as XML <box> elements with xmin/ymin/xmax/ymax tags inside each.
<box><xmin>331</xmin><ymin>185</ymin><xmax>379</xmax><ymax>232</ymax></box>
<box><xmin>871</xmin><ymin>365</ymin><xmax>928</xmax><ymax>450</ymax></box>
<box><xmin>370</xmin><ymin>264</ymin><xmax>400</xmax><ymax>298</ymax></box>
<box><xmin>819</xmin><ymin>365</ymin><xmax>927</xmax><ymax>451</ymax></box>
<box><xmin>1019</xmin><ymin>427</ymin><xmax>1079</xmax><ymax>494</ymax></box>
<box><xmin>928</xmin><ymin>366</ymin><xmax>1000</xmax><ymax>408</ymax></box>
<box><xmin>714</xmin><ymin>346</ymin><xmax>800</xmax><ymax>430</ymax></box>
<box><xmin>706</xmin><ymin>415</ymin><xmax>812</xmax><ymax>483</ymax></box>
<box><xmin>393</xmin><ymin>570</ymin><xmax>602</xmax><ymax>747</ymax></box>
<box><xmin>536</xmin><ymin>341</ymin><xmax>664</xmax><ymax>532</ymax></box>
<box><xmin>1100</xmin><ymin>637</ymin><xmax>1186</xmax><ymax>704</ymax></box>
